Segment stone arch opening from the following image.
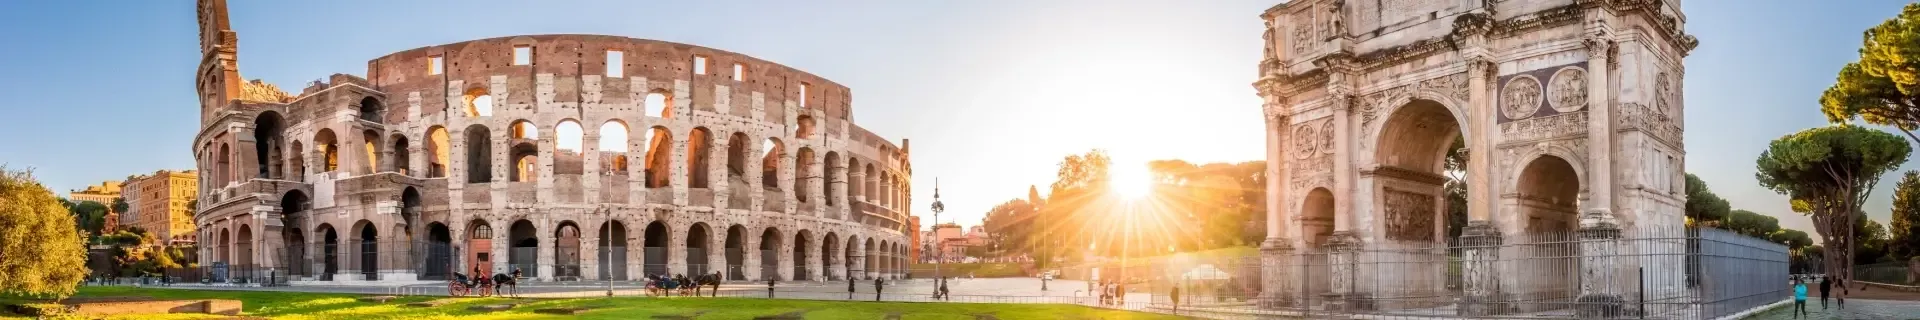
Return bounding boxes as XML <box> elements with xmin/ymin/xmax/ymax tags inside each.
<box><xmin>464</xmin><ymin>87</ymin><xmax>492</xmax><ymax>117</ymax></box>
<box><xmin>426</xmin><ymin>126</ymin><xmax>450</xmax><ymax>178</ymax></box>
<box><xmin>727</xmin><ymin>132</ymin><xmax>749</xmax><ymax>179</ymax></box>
<box><xmin>216</xmin><ymin>143</ymin><xmax>231</xmax><ymax>186</ymax></box>
<box><xmin>319</xmin><ymin>224</ymin><xmax>338</xmax><ymax>280</ymax></box>
<box><xmin>725</xmin><ymin>225</ymin><xmax>746</xmax><ymax>280</ymax></box>
<box><xmin>509</xmin><ymin>142</ymin><xmax>538</xmax><ymax>182</ymax></box>
<box><xmin>554</xmin><ymin>221</ymin><xmax>582</xmax><ymax>280</ymax></box>
<box><xmin>599</xmin><ymin>121</ymin><xmax>630</xmax><ymax>173</ymax></box>
<box><xmin>290</xmin><ymin>140</ymin><xmax>306</xmax><ymax>181</ymax></box>
<box><xmin>389</xmin><ymin>134</ymin><xmax>410</xmax><ymax>175</ymax></box>
<box><xmin>285</xmin><ymin>226</ymin><xmax>308</xmax><ymax>277</ymax></box>
<box><xmin>865</xmin><ymin>164</ymin><xmax>876</xmax><ymax>200</ymax></box>
<box><xmin>510</xmin><ymin>120</ymin><xmax>538</xmax><ymax>140</ymax></box>
<box><xmin>253</xmin><ymin>111</ymin><xmax>285</xmax><ymax>179</ymax></box>
<box><xmin>236</xmin><ymin>224</ymin><xmax>254</xmax><ymax>269</ymax></box>
<box><xmin>353</xmin><ymin>220</ymin><xmax>379</xmax><ymax>280</ymax></box>
<box><xmin>508</xmin><ymin>220</ymin><xmax>538</xmax><ymax>276</ymax></box>
<box><xmin>824</xmin><ymin>152</ymin><xmax>841</xmax><ymax>207</ymax></box>
<box><xmin>464</xmin><ymin>125</ymin><xmax>492</xmax><ymax>183</ymax></box>
<box><xmin>358</xmin><ymin>97</ymin><xmax>383</xmax><ymax>123</ymax></box>
<box><xmin>424</xmin><ymin>222</ymin><xmax>452</xmax><ymax>280</ymax></box>
<box><xmin>643</xmin><ymin>221</ymin><xmax>670</xmax><ymax>276</ymax></box>
<box><xmin>759</xmin><ymin>227</ymin><xmax>784</xmax><ymax>280</ymax></box>
<box><xmin>876</xmin><ymin>240</ymin><xmax>889</xmax><ymax>278</ymax></box>
<box><xmin>1371</xmin><ymin>99</ymin><xmax>1459</xmax><ymax>244</ymax></box>
<box><xmin>793</xmin><ymin>230</ymin><xmax>813</xmax><ymax>280</ymax></box>
<box><xmin>862</xmin><ymin>237</ymin><xmax>875</xmax><ymax>279</ymax></box>
<box><xmin>795</xmin><ymin>115</ymin><xmax>815</xmax><ymax>139</ymax></box>
<box><xmin>795</xmin><ymin>147</ymin><xmax>816</xmax><ymax>204</ymax></box>
<box><xmin>400</xmin><ymin>187</ymin><xmax>421</xmax><ymax>240</ymax></box>
<box><xmin>1303</xmin><ymin>188</ymin><xmax>1336</xmax><ymax>247</ymax></box>
<box><xmin>554</xmin><ymin>120</ymin><xmax>584</xmax><ymax>176</ymax></box>
<box><xmin>598</xmin><ymin>220</ymin><xmax>629</xmax><ymax>280</ymax></box>
<box><xmin>761</xmin><ymin>138</ymin><xmax>783</xmax><ymax>190</ymax></box>
<box><xmin>822</xmin><ymin>233</ymin><xmax>839</xmax><ymax>280</ymax></box>
<box><xmin>645</xmin><ymin>91</ymin><xmax>672</xmax><ymax>118</ymax></box>
<box><xmin>644</xmin><ymin>126</ymin><xmax>672</xmax><ymax>188</ymax></box>
<box><xmin>688</xmin><ymin>223</ymin><xmax>711</xmax><ymax>275</ymax></box>
<box><xmin>467</xmin><ymin>220</ymin><xmax>494</xmax><ymax>276</ymax></box>
<box><xmin>1512</xmin><ymin>154</ymin><xmax>1584</xmax><ymax>304</ymax></box>
<box><xmin>846</xmin><ymin>235</ymin><xmax>862</xmax><ymax>279</ymax></box>
<box><xmin>687</xmin><ymin>127</ymin><xmax>713</xmax><ymax>188</ymax></box>
<box><xmin>361</xmin><ymin>130</ymin><xmax>381</xmax><ymax>174</ymax></box>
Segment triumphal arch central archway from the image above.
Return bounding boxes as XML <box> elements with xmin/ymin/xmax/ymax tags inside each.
<box><xmin>1253</xmin><ymin>0</ymin><xmax>1696</xmax><ymax>317</ymax></box>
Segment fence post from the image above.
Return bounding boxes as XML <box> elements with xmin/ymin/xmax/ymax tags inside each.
<box><xmin>1459</xmin><ymin>221</ymin><xmax>1507</xmax><ymax>316</ymax></box>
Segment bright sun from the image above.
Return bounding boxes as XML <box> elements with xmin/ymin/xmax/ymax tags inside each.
<box><xmin>1112</xmin><ymin>162</ymin><xmax>1152</xmax><ymax>199</ymax></box>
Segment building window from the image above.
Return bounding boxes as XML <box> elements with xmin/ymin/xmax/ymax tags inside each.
<box><xmin>733</xmin><ymin>63</ymin><xmax>745</xmax><ymax>81</ymax></box>
<box><xmin>513</xmin><ymin>46</ymin><xmax>532</xmax><ymax>65</ymax></box>
<box><xmin>606</xmin><ymin>51</ymin><xmax>624</xmax><ymax>78</ymax></box>
<box><xmin>799</xmin><ymin>82</ymin><xmax>810</xmax><ymax>107</ymax></box>
<box><xmin>692</xmin><ymin>55</ymin><xmax>708</xmax><ymax>75</ymax></box>
<box><xmin>428</xmin><ymin>56</ymin><xmax>443</xmax><ymax>75</ymax></box>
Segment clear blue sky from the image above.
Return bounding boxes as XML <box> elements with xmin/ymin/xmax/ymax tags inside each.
<box><xmin>0</xmin><ymin>1</ymin><xmax>1913</xmax><ymax>236</ymax></box>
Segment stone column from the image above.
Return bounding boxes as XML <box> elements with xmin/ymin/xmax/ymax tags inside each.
<box><xmin>1322</xmin><ymin>92</ymin><xmax>1369</xmax><ymax>311</ymax></box>
<box><xmin>743</xmin><ymin>234</ymin><xmax>761</xmax><ymax>280</ymax></box>
<box><xmin>537</xmin><ymin>220</ymin><xmax>556</xmax><ymax>281</ymax></box>
<box><xmin>1257</xmin><ymin>80</ymin><xmax>1299</xmax><ymax>308</ymax></box>
<box><xmin>848</xmin><ymin>243</ymin><xmax>866</xmax><ymax>280</ymax></box>
<box><xmin>1575</xmin><ymin>36</ymin><xmax>1625</xmax><ymax>318</ymax></box>
<box><xmin>831</xmin><ymin>157</ymin><xmax>849</xmax><ymax>220</ymax></box>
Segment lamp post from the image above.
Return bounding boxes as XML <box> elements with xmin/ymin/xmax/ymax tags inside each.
<box><xmin>603</xmin><ymin>170</ymin><xmax>614</xmax><ymax>297</ymax></box>
<box><xmin>930</xmin><ymin>178</ymin><xmax>944</xmax><ymax>282</ymax></box>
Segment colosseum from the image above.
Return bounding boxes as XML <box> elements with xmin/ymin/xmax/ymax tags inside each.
<box><xmin>189</xmin><ymin>0</ymin><xmax>915</xmax><ymax>284</ymax></box>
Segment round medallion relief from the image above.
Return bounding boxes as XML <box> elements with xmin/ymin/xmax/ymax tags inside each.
<box><xmin>1319</xmin><ymin>120</ymin><xmax>1335</xmax><ymax>154</ymax></box>
<box><xmin>1292</xmin><ymin>123</ymin><xmax>1319</xmax><ymax>159</ymax></box>
<box><xmin>1546</xmin><ymin>67</ymin><xmax>1588</xmax><ymax>113</ymax></box>
<box><xmin>1501</xmin><ymin>74</ymin><xmax>1544</xmax><ymax>120</ymax></box>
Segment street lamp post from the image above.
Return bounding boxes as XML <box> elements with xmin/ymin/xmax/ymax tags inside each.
<box><xmin>603</xmin><ymin>171</ymin><xmax>614</xmax><ymax>297</ymax></box>
<box><xmin>930</xmin><ymin>178</ymin><xmax>944</xmax><ymax>282</ymax></box>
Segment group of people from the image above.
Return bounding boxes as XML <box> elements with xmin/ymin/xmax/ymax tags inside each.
<box><xmin>646</xmin><ymin>271</ymin><xmax>721</xmax><ymax>297</ymax></box>
<box><xmin>1097</xmin><ymin>279</ymin><xmax>1129</xmax><ymax>306</ymax></box>
<box><xmin>1788</xmin><ymin>274</ymin><xmax>1849</xmax><ymax>318</ymax></box>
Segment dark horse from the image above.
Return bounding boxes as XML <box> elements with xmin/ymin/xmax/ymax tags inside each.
<box><xmin>693</xmin><ymin>272</ymin><xmax>723</xmax><ymax>297</ymax></box>
<box><xmin>491</xmin><ymin>269</ymin><xmax>523</xmax><ymax>298</ymax></box>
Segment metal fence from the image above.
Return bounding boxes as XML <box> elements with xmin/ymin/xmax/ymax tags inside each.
<box><xmin>1056</xmin><ymin>226</ymin><xmax>1786</xmax><ymax>320</ymax></box>
<box><xmin>1854</xmin><ymin>260</ymin><xmax>1919</xmax><ymax>285</ymax></box>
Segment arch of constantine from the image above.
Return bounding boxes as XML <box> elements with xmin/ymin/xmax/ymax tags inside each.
<box><xmin>1255</xmin><ymin>0</ymin><xmax>1696</xmax><ymax>317</ymax></box>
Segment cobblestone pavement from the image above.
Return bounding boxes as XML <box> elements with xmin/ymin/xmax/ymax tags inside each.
<box><xmin>1745</xmin><ymin>298</ymin><xmax>1920</xmax><ymax>319</ymax></box>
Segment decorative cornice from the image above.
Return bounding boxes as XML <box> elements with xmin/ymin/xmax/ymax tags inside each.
<box><xmin>1360</xmin><ymin>165</ymin><xmax>1448</xmax><ymax>185</ymax></box>
<box><xmin>1451</xmin><ymin>12</ymin><xmax>1495</xmax><ymax>37</ymax></box>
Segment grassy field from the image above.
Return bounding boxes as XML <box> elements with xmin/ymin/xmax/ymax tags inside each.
<box><xmin>3</xmin><ymin>286</ymin><xmax>1184</xmax><ymax>320</ymax></box>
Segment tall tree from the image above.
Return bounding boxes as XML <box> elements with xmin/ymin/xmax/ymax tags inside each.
<box><xmin>0</xmin><ymin>166</ymin><xmax>89</xmax><ymax>298</ymax></box>
<box><xmin>1890</xmin><ymin>171</ymin><xmax>1920</xmax><ymax>258</ymax></box>
<box><xmin>1685</xmin><ymin>174</ymin><xmax>1733</xmax><ymax>227</ymax></box>
<box><xmin>980</xmin><ymin>198</ymin><xmax>1036</xmax><ymax>256</ymax></box>
<box><xmin>1035</xmin><ymin>149</ymin><xmax>1112</xmax><ymax>267</ymax></box>
<box><xmin>1444</xmin><ymin>137</ymin><xmax>1468</xmax><ymax>238</ymax></box>
<box><xmin>1821</xmin><ymin>3</ymin><xmax>1920</xmax><ymax>145</ymax></box>
<box><xmin>1756</xmin><ymin>125</ymin><xmax>1912</xmax><ymax>280</ymax></box>
<box><xmin>70</xmin><ymin>200</ymin><xmax>108</xmax><ymax>237</ymax></box>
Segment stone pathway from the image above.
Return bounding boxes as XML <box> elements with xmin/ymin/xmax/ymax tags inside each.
<box><xmin>1744</xmin><ymin>299</ymin><xmax>1920</xmax><ymax>319</ymax></box>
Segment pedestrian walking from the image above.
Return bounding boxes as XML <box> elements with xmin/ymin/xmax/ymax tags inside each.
<box><xmin>874</xmin><ymin>278</ymin><xmax>885</xmax><ymax>302</ymax></box>
<box><xmin>1171</xmin><ymin>285</ymin><xmax>1181</xmax><ymax>312</ymax></box>
<box><xmin>1818</xmin><ymin>275</ymin><xmax>1831</xmax><ymax>309</ymax></box>
<box><xmin>938</xmin><ymin>279</ymin><xmax>950</xmax><ymax>301</ymax></box>
<box><xmin>1792</xmin><ymin>278</ymin><xmax>1808</xmax><ymax>318</ymax></box>
<box><xmin>848</xmin><ymin>278</ymin><xmax>857</xmax><ymax>299</ymax></box>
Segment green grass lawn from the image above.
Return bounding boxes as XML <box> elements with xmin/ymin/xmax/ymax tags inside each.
<box><xmin>3</xmin><ymin>286</ymin><xmax>1185</xmax><ymax>320</ymax></box>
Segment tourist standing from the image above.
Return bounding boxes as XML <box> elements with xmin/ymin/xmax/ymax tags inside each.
<box><xmin>874</xmin><ymin>278</ymin><xmax>886</xmax><ymax>302</ymax></box>
<box><xmin>848</xmin><ymin>278</ymin><xmax>857</xmax><ymax>299</ymax></box>
<box><xmin>767</xmin><ymin>277</ymin><xmax>777</xmax><ymax>298</ymax></box>
<box><xmin>1170</xmin><ymin>285</ymin><xmax>1181</xmax><ymax>312</ymax></box>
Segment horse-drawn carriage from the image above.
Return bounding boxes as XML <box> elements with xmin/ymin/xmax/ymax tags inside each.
<box><xmin>449</xmin><ymin>269</ymin><xmax>522</xmax><ymax>297</ymax></box>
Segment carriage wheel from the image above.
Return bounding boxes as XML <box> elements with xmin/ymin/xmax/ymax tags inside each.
<box><xmin>448</xmin><ymin>282</ymin><xmax>465</xmax><ymax>297</ymax></box>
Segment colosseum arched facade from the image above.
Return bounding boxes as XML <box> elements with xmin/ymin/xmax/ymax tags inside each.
<box><xmin>189</xmin><ymin>0</ymin><xmax>914</xmax><ymax>283</ymax></box>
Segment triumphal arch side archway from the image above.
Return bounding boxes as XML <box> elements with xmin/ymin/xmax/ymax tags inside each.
<box><xmin>1254</xmin><ymin>0</ymin><xmax>1695</xmax><ymax>316</ymax></box>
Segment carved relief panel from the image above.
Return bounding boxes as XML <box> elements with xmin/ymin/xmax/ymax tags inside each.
<box><xmin>1289</xmin><ymin>117</ymin><xmax>1336</xmax><ymax>192</ymax></box>
<box><xmin>1618</xmin><ymin>71</ymin><xmax>1684</xmax><ymax>148</ymax></box>
<box><xmin>1383</xmin><ymin>188</ymin><xmax>1436</xmax><ymax>242</ymax></box>
<box><xmin>1498</xmin><ymin>62</ymin><xmax>1591</xmax><ymax>144</ymax></box>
